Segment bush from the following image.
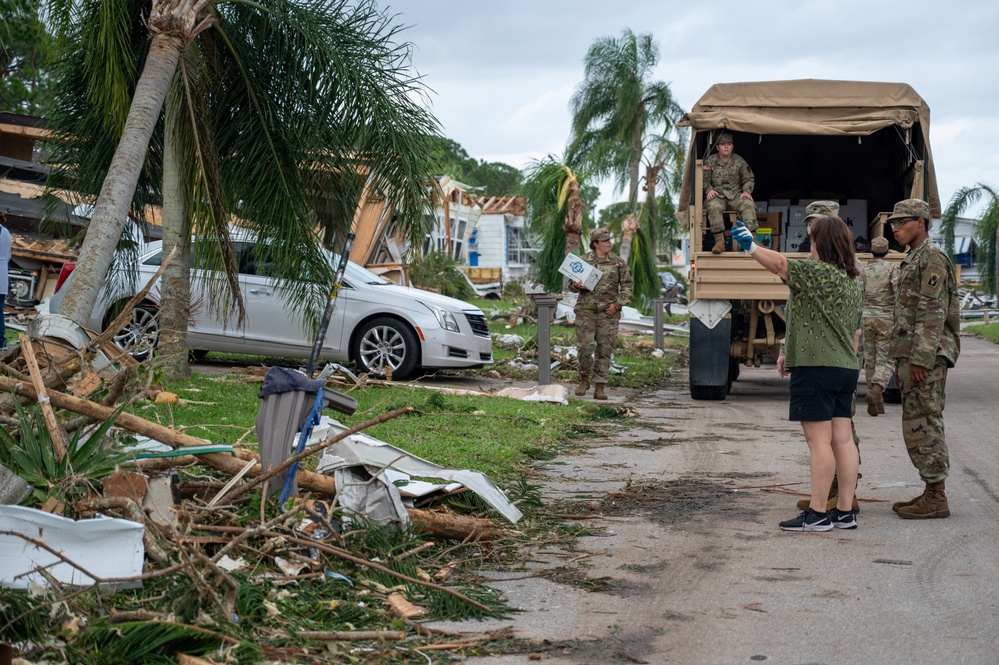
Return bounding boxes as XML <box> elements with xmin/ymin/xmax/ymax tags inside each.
<box><xmin>408</xmin><ymin>251</ymin><xmax>476</xmax><ymax>300</ymax></box>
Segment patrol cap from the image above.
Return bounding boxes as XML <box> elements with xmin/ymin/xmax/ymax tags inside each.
<box><xmin>804</xmin><ymin>200</ymin><xmax>840</xmax><ymax>221</ymax></box>
<box><xmin>871</xmin><ymin>237</ymin><xmax>890</xmax><ymax>254</ymax></box>
<box><xmin>716</xmin><ymin>133</ymin><xmax>734</xmax><ymax>145</ymax></box>
<box><xmin>887</xmin><ymin>198</ymin><xmax>930</xmax><ymax>221</ymax></box>
<box><xmin>590</xmin><ymin>228</ymin><xmax>612</xmax><ymax>243</ymax></box>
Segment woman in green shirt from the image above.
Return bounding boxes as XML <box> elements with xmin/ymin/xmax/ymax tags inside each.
<box><xmin>732</xmin><ymin>216</ymin><xmax>863</xmax><ymax>532</ymax></box>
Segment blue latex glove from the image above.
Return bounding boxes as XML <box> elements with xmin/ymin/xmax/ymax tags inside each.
<box><xmin>731</xmin><ymin>221</ymin><xmax>756</xmax><ymax>253</ymax></box>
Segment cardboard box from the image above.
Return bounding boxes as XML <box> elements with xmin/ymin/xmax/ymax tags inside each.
<box><xmin>558</xmin><ymin>253</ymin><xmax>603</xmax><ymax>290</ymax></box>
<box><xmin>839</xmin><ymin>199</ymin><xmax>869</xmax><ymax>239</ymax></box>
<box><xmin>755</xmin><ymin>227</ymin><xmax>775</xmax><ymax>249</ymax></box>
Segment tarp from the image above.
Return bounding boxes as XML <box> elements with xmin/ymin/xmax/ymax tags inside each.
<box><xmin>677</xmin><ymin>79</ymin><xmax>940</xmax><ymax>217</ymax></box>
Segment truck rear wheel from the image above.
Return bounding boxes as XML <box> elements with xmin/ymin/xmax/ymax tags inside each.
<box><xmin>689</xmin><ymin>317</ymin><xmax>732</xmax><ymax>400</ymax></box>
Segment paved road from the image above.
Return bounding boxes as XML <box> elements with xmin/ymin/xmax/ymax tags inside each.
<box><xmin>432</xmin><ymin>335</ymin><xmax>999</xmax><ymax>664</ymax></box>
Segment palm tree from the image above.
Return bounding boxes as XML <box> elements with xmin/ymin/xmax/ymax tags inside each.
<box><xmin>45</xmin><ymin>0</ymin><xmax>440</xmax><ymax>376</ymax></box>
<box><xmin>522</xmin><ymin>155</ymin><xmax>587</xmax><ymax>293</ymax></box>
<box><xmin>567</xmin><ymin>29</ymin><xmax>685</xmax><ymax>210</ymax></box>
<box><xmin>941</xmin><ymin>184</ymin><xmax>999</xmax><ymax>296</ymax></box>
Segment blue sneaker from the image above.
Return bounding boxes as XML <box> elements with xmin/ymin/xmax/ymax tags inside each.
<box><xmin>779</xmin><ymin>508</ymin><xmax>833</xmax><ymax>532</ymax></box>
<box><xmin>829</xmin><ymin>507</ymin><xmax>858</xmax><ymax>529</ymax></box>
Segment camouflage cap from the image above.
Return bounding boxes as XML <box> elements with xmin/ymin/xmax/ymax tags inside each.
<box><xmin>870</xmin><ymin>237</ymin><xmax>890</xmax><ymax>254</ymax></box>
<box><xmin>716</xmin><ymin>132</ymin><xmax>734</xmax><ymax>145</ymax></box>
<box><xmin>887</xmin><ymin>198</ymin><xmax>930</xmax><ymax>221</ymax></box>
<box><xmin>804</xmin><ymin>200</ymin><xmax>840</xmax><ymax>221</ymax></box>
<box><xmin>590</xmin><ymin>228</ymin><xmax>612</xmax><ymax>243</ymax></box>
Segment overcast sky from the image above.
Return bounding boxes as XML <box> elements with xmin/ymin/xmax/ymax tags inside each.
<box><xmin>380</xmin><ymin>0</ymin><xmax>998</xmax><ymax>217</ymax></box>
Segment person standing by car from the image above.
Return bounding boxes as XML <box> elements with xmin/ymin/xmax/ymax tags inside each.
<box><xmin>733</xmin><ymin>217</ymin><xmax>863</xmax><ymax>531</ymax></box>
<box><xmin>703</xmin><ymin>133</ymin><xmax>758</xmax><ymax>253</ymax></box>
<box><xmin>862</xmin><ymin>236</ymin><xmax>899</xmax><ymax>416</ymax></box>
<box><xmin>569</xmin><ymin>228</ymin><xmax>633</xmax><ymax>401</ymax></box>
<box><xmin>886</xmin><ymin>199</ymin><xmax>960</xmax><ymax>519</ymax></box>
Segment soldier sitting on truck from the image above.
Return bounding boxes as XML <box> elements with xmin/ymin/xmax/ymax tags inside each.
<box><xmin>703</xmin><ymin>132</ymin><xmax>758</xmax><ymax>254</ymax></box>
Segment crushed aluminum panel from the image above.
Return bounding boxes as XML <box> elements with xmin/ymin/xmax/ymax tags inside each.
<box><xmin>0</xmin><ymin>505</ymin><xmax>144</xmax><ymax>589</ymax></box>
<box><xmin>26</xmin><ymin>313</ymin><xmax>113</xmax><ymax>372</ymax></box>
<box><xmin>687</xmin><ymin>298</ymin><xmax>732</xmax><ymax>330</ymax></box>
<box><xmin>332</xmin><ymin>466</ymin><xmax>410</xmax><ymax>528</ymax></box>
<box><xmin>312</xmin><ymin>417</ymin><xmax>522</xmax><ymax>523</ymax></box>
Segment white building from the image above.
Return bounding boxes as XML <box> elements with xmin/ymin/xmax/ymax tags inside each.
<box><xmin>930</xmin><ymin>216</ymin><xmax>981</xmax><ymax>284</ymax></box>
<box><xmin>465</xmin><ymin>195</ymin><xmax>537</xmax><ymax>284</ymax></box>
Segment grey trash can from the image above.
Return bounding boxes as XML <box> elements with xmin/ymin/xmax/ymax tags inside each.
<box><xmin>255</xmin><ymin>367</ymin><xmax>357</xmax><ymax>499</ymax></box>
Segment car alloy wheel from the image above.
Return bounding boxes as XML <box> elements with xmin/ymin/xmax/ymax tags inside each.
<box><xmin>353</xmin><ymin>317</ymin><xmax>418</xmax><ymax>380</ymax></box>
<box><xmin>112</xmin><ymin>304</ymin><xmax>159</xmax><ymax>361</ymax></box>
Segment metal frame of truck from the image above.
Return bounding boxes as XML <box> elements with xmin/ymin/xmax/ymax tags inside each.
<box><xmin>675</xmin><ymin>80</ymin><xmax>941</xmax><ymax>400</ymax></box>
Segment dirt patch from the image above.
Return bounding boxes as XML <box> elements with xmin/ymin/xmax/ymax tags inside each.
<box><xmin>600</xmin><ymin>476</ymin><xmax>758</xmax><ymax>526</ymax></box>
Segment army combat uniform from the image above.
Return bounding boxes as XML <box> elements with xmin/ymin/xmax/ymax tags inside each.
<box><xmin>703</xmin><ymin>152</ymin><xmax>758</xmax><ymax>234</ymax></box>
<box><xmin>862</xmin><ymin>253</ymin><xmax>899</xmax><ymax>413</ymax></box>
<box><xmin>888</xmin><ymin>237</ymin><xmax>960</xmax><ymax>486</ymax></box>
<box><xmin>569</xmin><ymin>251</ymin><xmax>633</xmax><ymax>386</ymax></box>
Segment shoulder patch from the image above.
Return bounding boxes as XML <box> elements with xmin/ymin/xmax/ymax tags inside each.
<box><xmin>920</xmin><ymin>268</ymin><xmax>945</xmax><ymax>297</ymax></box>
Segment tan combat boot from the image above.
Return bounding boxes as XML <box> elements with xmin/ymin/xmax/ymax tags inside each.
<box><xmin>892</xmin><ymin>485</ymin><xmax>927</xmax><ymax>513</ymax></box>
<box><xmin>593</xmin><ymin>383</ymin><xmax>608</xmax><ymax>400</ymax></box>
<box><xmin>898</xmin><ymin>480</ymin><xmax>950</xmax><ymax>519</ymax></box>
<box><xmin>711</xmin><ymin>232</ymin><xmax>726</xmax><ymax>254</ymax></box>
<box><xmin>574</xmin><ymin>377</ymin><xmax>590</xmax><ymax>397</ymax></box>
<box><xmin>866</xmin><ymin>384</ymin><xmax>884</xmax><ymax>417</ymax></box>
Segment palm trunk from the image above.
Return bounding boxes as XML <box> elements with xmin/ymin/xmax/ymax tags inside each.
<box><xmin>620</xmin><ymin>213</ymin><xmax>639</xmax><ymax>263</ymax></box>
<box><xmin>158</xmin><ymin>90</ymin><xmax>192</xmax><ymax>379</ymax></box>
<box><xmin>59</xmin><ymin>34</ymin><xmax>185</xmax><ymax>326</ymax></box>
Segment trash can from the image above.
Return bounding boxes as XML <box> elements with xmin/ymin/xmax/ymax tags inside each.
<box><xmin>254</xmin><ymin>367</ymin><xmax>357</xmax><ymax>499</ymax></box>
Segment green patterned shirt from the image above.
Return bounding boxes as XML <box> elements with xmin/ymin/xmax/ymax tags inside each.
<box><xmin>784</xmin><ymin>259</ymin><xmax>863</xmax><ymax>370</ymax></box>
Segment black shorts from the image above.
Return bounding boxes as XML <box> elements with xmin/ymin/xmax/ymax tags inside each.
<box><xmin>788</xmin><ymin>366</ymin><xmax>859</xmax><ymax>422</ymax></box>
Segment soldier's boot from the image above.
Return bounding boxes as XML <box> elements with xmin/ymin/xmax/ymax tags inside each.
<box><xmin>795</xmin><ymin>481</ymin><xmax>859</xmax><ymax>513</ymax></box>
<box><xmin>898</xmin><ymin>481</ymin><xmax>950</xmax><ymax>519</ymax></box>
<box><xmin>866</xmin><ymin>384</ymin><xmax>884</xmax><ymax>417</ymax></box>
<box><xmin>711</xmin><ymin>232</ymin><xmax>726</xmax><ymax>254</ymax></box>
<box><xmin>574</xmin><ymin>377</ymin><xmax>590</xmax><ymax>397</ymax></box>
<box><xmin>892</xmin><ymin>484</ymin><xmax>928</xmax><ymax>513</ymax></box>
<box><xmin>593</xmin><ymin>383</ymin><xmax>608</xmax><ymax>400</ymax></box>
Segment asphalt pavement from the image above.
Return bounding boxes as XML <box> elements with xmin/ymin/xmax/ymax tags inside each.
<box><xmin>429</xmin><ymin>335</ymin><xmax>999</xmax><ymax>665</ymax></box>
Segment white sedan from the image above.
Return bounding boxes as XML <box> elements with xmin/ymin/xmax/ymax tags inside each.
<box><xmin>51</xmin><ymin>237</ymin><xmax>493</xmax><ymax>380</ymax></box>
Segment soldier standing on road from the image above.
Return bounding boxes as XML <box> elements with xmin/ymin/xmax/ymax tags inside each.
<box><xmin>569</xmin><ymin>228</ymin><xmax>633</xmax><ymax>401</ymax></box>
<box><xmin>862</xmin><ymin>237</ymin><xmax>899</xmax><ymax>416</ymax></box>
<box><xmin>703</xmin><ymin>133</ymin><xmax>757</xmax><ymax>254</ymax></box>
<box><xmin>887</xmin><ymin>199</ymin><xmax>960</xmax><ymax>519</ymax></box>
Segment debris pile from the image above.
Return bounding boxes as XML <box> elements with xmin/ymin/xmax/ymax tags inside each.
<box><xmin>0</xmin><ymin>314</ymin><xmax>525</xmax><ymax>663</ymax></box>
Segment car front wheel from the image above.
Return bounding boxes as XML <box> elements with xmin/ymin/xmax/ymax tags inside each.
<box><xmin>352</xmin><ymin>317</ymin><xmax>419</xmax><ymax>380</ymax></box>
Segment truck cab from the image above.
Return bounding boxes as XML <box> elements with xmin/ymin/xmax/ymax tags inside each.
<box><xmin>675</xmin><ymin>80</ymin><xmax>941</xmax><ymax>400</ymax></box>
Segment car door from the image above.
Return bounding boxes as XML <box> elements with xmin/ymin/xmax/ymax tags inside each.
<box><xmin>238</xmin><ymin>241</ymin><xmax>346</xmax><ymax>358</ymax></box>
<box><xmin>185</xmin><ymin>244</ymin><xmax>246</xmax><ymax>350</ymax></box>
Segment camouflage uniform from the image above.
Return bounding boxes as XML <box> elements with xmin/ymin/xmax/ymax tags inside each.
<box><xmin>862</xmin><ymin>251</ymin><xmax>899</xmax><ymax>391</ymax></box>
<box><xmin>703</xmin><ymin>152</ymin><xmax>758</xmax><ymax>233</ymax></box>
<box><xmin>570</xmin><ymin>249</ymin><xmax>634</xmax><ymax>384</ymax></box>
<box><xmin>889</xmin><ymin>237</ymin><xmax>960</xmax><ymax>483</ymax></box>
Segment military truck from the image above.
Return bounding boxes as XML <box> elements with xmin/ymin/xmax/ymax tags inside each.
<box><xmin>675</xmin><ymin>80</ymin><xmax>941</xmax><ymax>400</ymax></box>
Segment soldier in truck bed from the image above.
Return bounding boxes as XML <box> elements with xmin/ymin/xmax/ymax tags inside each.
<box><xmin>703</xmin><ymin>133</ymin><xmax>758</xmax><ymax>253</ymax></box>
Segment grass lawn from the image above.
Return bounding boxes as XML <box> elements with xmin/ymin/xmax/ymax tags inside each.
<box><xmin>136</xmin><ymin>296</ymin><xmax>689</xmax><ymax>482</ymax></box>
<box><xmin>965</xmin><ymin>320</ymin><xmax>999</xmax><ymax>344</ymax></box>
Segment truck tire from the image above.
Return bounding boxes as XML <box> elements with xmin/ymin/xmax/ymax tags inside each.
<box><xmin>689</xmin><ymin>316</ymin><xmax>732</xmax><ymax>401</ymax></box>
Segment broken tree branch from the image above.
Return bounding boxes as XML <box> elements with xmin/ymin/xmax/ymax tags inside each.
<box><xmin>18</xmin><ymin>334</ymin><xmax>68</xmax><ymax>462</ymax></box>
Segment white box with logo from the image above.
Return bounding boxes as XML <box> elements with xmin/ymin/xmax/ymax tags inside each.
<box><xmin>558</xmin><ymin>253</ymin><xmax>603</xmax><ymax>290</ymax></box>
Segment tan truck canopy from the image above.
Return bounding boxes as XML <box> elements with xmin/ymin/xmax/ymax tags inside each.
<box><xmin>677</xmin><ymin>79</ymin><xmax>940</xmax><ymax>223</ymax></box>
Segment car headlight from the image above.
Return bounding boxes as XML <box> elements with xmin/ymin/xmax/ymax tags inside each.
<box><xmin>419</xmin><ymin>301</ymin><xmax>460</xmax><ymax>333</ymax></box>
